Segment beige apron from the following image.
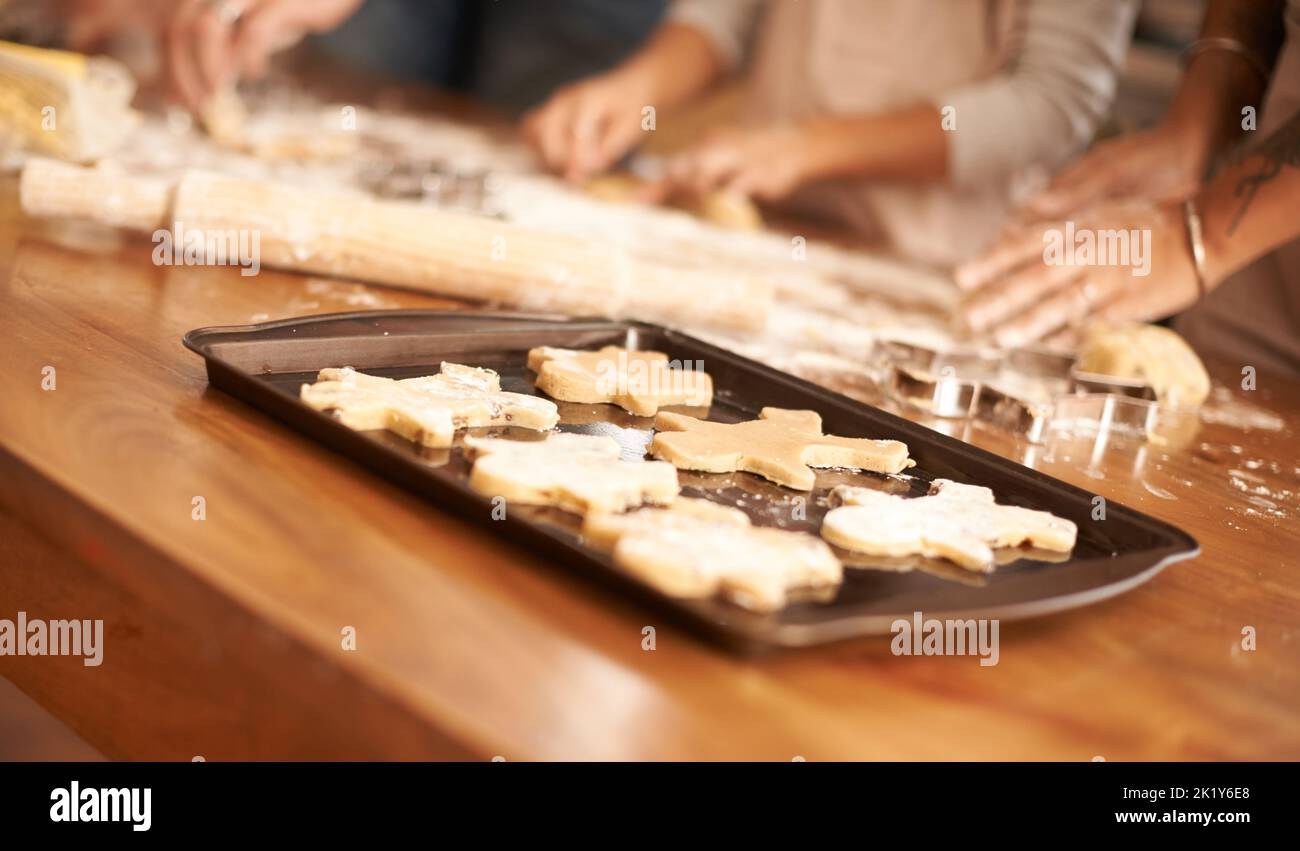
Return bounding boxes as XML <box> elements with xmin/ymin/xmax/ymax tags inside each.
<box><xmin>1174</xmin><ymin>0</ymin><xmax>1300</xmax><ymax>377</ymax></box>
<box><xmin>745</xmin><ymin>0</ymin><xmax>1019</xmax><ymax>265</ymax></box>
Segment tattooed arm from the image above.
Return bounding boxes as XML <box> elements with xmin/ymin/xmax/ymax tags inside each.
<box><xmin>953</xmin><ymin>0</ymin><xmax>1294</xmax><ymax>343</ymax></box>
<box><xmin>999</xmin><ymin>0</ymin><xmax>1287</xmax><ymax>219</ymax></box>
<box><xmin>1205</xmin><ymin>108</ymin><xmax>1300</xmax><ymax>278</ymax></box>
<box><xmin>1182</xmin><ymin>0</ymin><xmax>1288</xmax><ymax>163</ymax></box>
<box><xmin>1057</xmin><ymin>110</ymin><xmax>1300</xmax><ymax>332</ymax></box>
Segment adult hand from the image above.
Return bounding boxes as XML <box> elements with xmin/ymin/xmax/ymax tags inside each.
<box><xmin>956</xmin><ymin>200</ymin><xmax>1201</xmax><ymax>347</ymax></box>
<box><xmin>163</xmin><ymin>0</ymin><xmax>362</xmax><ymax>112</ymax></box>
<box><xmin>1019</xmin><ymin>123</ymin><xmax>1209</xmax><ymax>221</ymax></box>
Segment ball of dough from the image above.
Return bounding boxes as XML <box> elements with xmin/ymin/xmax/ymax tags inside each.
<box><xmin>683</xmin><ymin>189</ymin><xmax>763</xmax><ymax>231</ymax></box>
<box><xmin>583</xmin><ymin>173</ymin><xmax>645</xmax><ymax>202</ymax></box>
<box><xmin>1077</xmin><ymin>322</ymin><xmax>1211</xmax><ymax>408</ymax></box>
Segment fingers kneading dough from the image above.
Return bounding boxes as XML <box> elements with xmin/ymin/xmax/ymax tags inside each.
<box><xmin>463</xmin><ymin>433</ymin><xmax>679</xmax><ymax>515</ymax></box>
<box><xmin>822</xmin><ymin>479</ymin><xmax>1077</xmax><ymax>572</ymax></box>
<box><xmin>300</xmin><ymin>363</ymin><xmax>559</xmax><ymax>447</ymax></box>
<box><xmin>583</xmin><ymin>498</ymin><xmax>841</xmax><ymax>611</ymax></box>
<box><xmin>650</xmin><ymin>407</ymin><xmax>912</xmax><ymax>490</ymax></box>
<box><xmin>527</xmin><ymin>345</ymin><xmax>713</xmax><ymax>416</ymax></box>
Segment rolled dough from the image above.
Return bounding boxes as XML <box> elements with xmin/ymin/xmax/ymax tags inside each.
<box><xmin>650</xmin><ymin>407</ymin><xmax>913</xmax><ymax>490</ymax></box>
<box><xmin>463</xmin><ymin>433</ymin><xmax>679</xmax><ymax>514</ymax></box>
<box><xmin>583</xmin><ymin>498</ymin><xmax>842</xmax><ymax>611</ymax></box>
<box><xmin>299</xmin><ymin>363</ymin><xmax>559</xmax><ymax>447</ymax></box>
<box><xmin>822</xmin><ymin>479</ymin><xmax>1077</xmax><ymax>572</ymax></box>
<box><xmin>528</xmin><ymin>345</ymin><xmax>713</xmax><ymax>416</ymax></box>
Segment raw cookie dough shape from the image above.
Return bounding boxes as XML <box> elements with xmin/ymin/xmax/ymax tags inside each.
<box><xmin>822</xmin><ymin>479</ymin><xmax>1077</xmax><ymax>572</ymax></box>
<box><xmin>528</xmin><ymin>345</ymin><xmax>713</xmax><ymax>416</ymax></box>
<box><xmin>300</xmin><ymin>363</ymin><xmax>559</xmax><ymax>448</ymax></box>
<box><xmin>583</xmin><ymin>498</ymin><xmax>842</xmax><ymax>611</ymax></box>
<box><xmin>463</xmin><ymin>433</ymin><xmax>679</xmax><ymax>514</ymax></box>
<box><xmin>1078</xmin><ymin>322</ymin><xmax>1211</xmax><ymax>408</ymax></box>
<box><xmin>584</xmin><ymin>173</ymin><xmax>762</xmax><ymax>230</ymax></box>
<box><xmin>650</xmin><ymin>407</ymin><xmax>913</xmax><ymax>491</ymax></box>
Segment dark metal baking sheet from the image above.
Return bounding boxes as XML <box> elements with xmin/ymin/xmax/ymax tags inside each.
<box><xmin>183</xmin><ymin>309</ymin><xmax>1199</xmax><ymax>651</ymax></box>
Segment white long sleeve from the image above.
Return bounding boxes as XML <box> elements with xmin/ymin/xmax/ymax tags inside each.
<box><xmin>666</xmin><ymin>0</ymin><xmax>763</xmax><ymax>70</ymax></box>
<box><xmin>939</xmin><ymin>0</ymin><xmax>1139</xmax><ymax>189</ymax></box>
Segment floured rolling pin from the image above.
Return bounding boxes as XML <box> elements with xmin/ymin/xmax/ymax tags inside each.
<box><xmin>19</xmin><ymin>159</ymin><xmax>772</xmax><ymax>331</ymax></box>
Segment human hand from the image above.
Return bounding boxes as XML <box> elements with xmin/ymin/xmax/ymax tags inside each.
<box><xmin>654</xmin><ymin>124</ymin><xmax>812</xmax><ymax>202</ymax></box>
<box><xmin>956</xmin><ymin>200</ymin><xmax>1201</xmax><ymax>348</ymax></box>
<box><xmin>1021</xmin><ymin>123</ymin><xmax>1210</xmax><ymax>221</ymax></box>
<box><xmin>61</xmin><ymin>0</ymin><xmax>172</xmax><ymax>51</ymax></box>
<box><xmin>163</xmin><ymin>0</ymin><xmax>362</xmax><ymax>112</ymax></box>
<box><xmin>521</xmin><ymin>69</ymin><xmax>655</xmax><ymax>183</ymax></box>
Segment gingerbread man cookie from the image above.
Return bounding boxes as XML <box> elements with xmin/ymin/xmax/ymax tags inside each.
<box><xmin>463</xmin><ymin>433</ymin><xmax>679</xmax><ymax>514</ymax></box>
<box><xmin>300</xmin><ymin>363</ymin><xmax>559</xmax><ymax>448</ymax></box>
<box><xmin>527</xmin><ymin>345</ymin><xmax>713</xmax><ymax>416</ymax></box>
<box><xmin>650</xmin><ymin>407</ymin><xmax>912</xmax><ymax>490</ymax></box>
<box><xmin>583</xmin><ymin>498</ymin><xmax>842</xmax><ymax>611</ymax></box>
<box><xmin>821</xmin><ymin>479</ymin><xmax>1077</xmax><ymax>572</ymax></box>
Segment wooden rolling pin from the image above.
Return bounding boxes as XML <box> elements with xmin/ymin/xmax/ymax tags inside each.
<box><xmin>19</xmin><ymin>159</ymin><xmax>772</xmax><ymax>331</ymax></box>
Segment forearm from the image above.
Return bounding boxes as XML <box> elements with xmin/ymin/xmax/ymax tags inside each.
<box><xmin>1199</xmin><ymin>110</ymin><xmax>1300</xmax><ymax>289</ymax></box>
<box><xmin>614</xmin><ymin>22</ymin><xmax>726</xmax><ymax>113</ymax></box>
<box><xmin>1166</xmin><ymin>0</ymin><xmax>1285</xmax><ymax>166</ymax></box>
<box><xmin>799</xmin><ymin>105</ymin><xmax>949</xmax><ymax>184</ymax></box>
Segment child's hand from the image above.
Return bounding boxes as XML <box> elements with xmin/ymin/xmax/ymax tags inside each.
<box><xmin>661</xmin><ymin>125</ymin><xmax>812</xmax><ymax>201</ymax></box>
<box><xmin>522</xmin><ymin>70</ymin><xmax>655</xmax><ymax>183</ymax></box>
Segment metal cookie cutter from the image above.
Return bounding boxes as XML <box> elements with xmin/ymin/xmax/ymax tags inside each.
<box><xmin>1047</xmin><ymin>369</ymin><xmax>1161</xmax><ymax>443</ymax></box>
<box><xmin>1004</xmin><ymin>346</ymin><xmax>1077</xmax><ymax>389</ymax></box>
<box><xmin>358</xmin><ymin>157</ymin><xmax>502</xmax><ymax>214</ymax></box>
<box><xmin>878</xmin><ymin>339</ymin><xmax>1002</xmax><ymax>380</ymax></box>
<box><xmin>874</xmin><ymin>337</ymin><xmax>1163</xmax><ymax>443</ymax></box>
<box><xmin>1069</xmin><ymin>370</ymin><xmax>1158</xmax><ymax>401</ymax></box>
<box><xmin>977</xmin><ymin>383</ymin><xmax>1055</xmax><ymax>443</ymax></box>
<box><xmin>976</xmin><ymin>346</ymin><xmax>1077</xmax><ymax>442</ymax></box>
<box><xmin>888</xmin><ymin>363</ymin><xmax>981</xmax><ymax>419</ymax></box>
<box><xmin>878</xmin><ymin>340</ymin><xmax>1062</xmax><ymax>428</ymax></box>
<box><xmin>1048</xmin><ymin>392</ymin><xmax>1160</xmax><ymax>439</ymax></box>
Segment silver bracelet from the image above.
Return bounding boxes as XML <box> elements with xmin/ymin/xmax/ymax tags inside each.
<box><xmin>1182</xmin><ymin>199</ymin><xmax>1209</xmax><ymax>300</ymax></box>
<box><xmin>1182</xmin><ymin>37</ymin><xmax>1272</xmax><ymax>86</ymax></box>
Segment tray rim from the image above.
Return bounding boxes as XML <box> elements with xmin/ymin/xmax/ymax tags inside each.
<box><xmin>182</xmin><ymin>308</ymin><xmax>1201</xmax><ymax>650</ymax></box>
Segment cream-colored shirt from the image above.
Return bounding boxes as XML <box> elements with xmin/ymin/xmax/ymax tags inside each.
<box><xmin>668</xmin><ymin>0</ymin><xmax>1138</xmax><ymax>264</ymax></box>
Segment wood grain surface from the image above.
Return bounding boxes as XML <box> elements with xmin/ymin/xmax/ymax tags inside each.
<box><xmin>1</xmin><ymin>160</ymin><xmax>1298</xmax><ymax>760</ymax></box>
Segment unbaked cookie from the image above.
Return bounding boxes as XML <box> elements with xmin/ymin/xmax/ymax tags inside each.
<box><xmin>822</xmin><ymin>479</ymin><xmax>1077</xmax><ymax>572</ymax></box>
<box><xmin>300</xmin><ymin>363</ymin><xmax>558</xmax><ymax>447</ymax></box>
<box><xmin>584</xmin><ymin>173</ymin><xmax>762</xmax><ymax>230</ymax></box>
<box><xmin>463</xmin><ymin>433</ymin><xmax>678</xmax><ymax>514</ymax></box>
<box><xmin>650</xmin><ymin>407</ymin><xmax>912</xmax><ymax>490</ymax></box>
<box><xmin>528</xmin><ymin>345</ymin><xmax>713</xmax><ymax>416</ymax></box>
<box><xmin>583</xmin><ymin>498</ymin><xmax>842</xmax><ymax>611</ymax></box>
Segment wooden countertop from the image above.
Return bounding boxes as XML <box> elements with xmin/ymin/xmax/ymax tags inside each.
<box><xmin>2</xmin><ymin>166</ymin><xmax>1298</xmax><ymax>760</ymax></box>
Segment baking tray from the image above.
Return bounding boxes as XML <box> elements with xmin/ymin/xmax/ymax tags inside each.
<box><xmin>183</xmin><ymin>310</ymin><xmax>1199</xmax><ymax>651</ymax></box>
